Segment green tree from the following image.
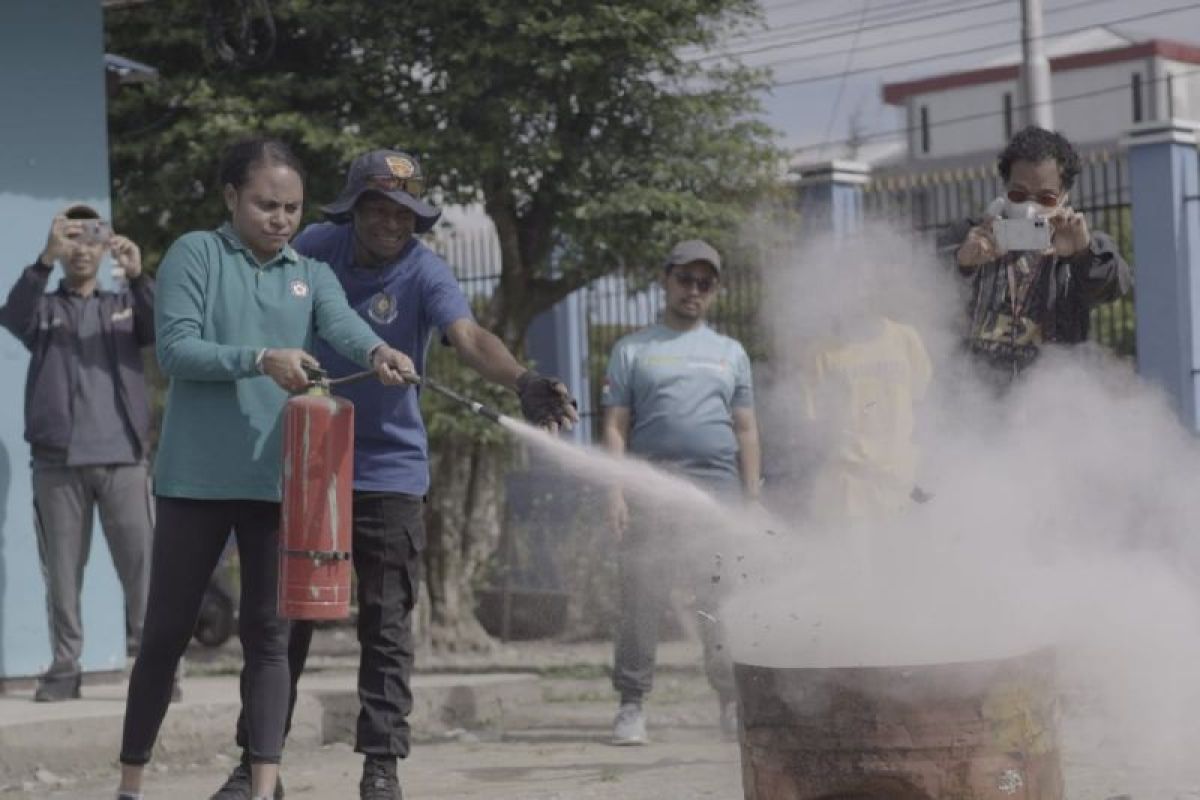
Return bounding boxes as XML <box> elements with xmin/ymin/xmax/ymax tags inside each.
<box><xmin>106</xmin><ymin>0</ymin><xmax>781</xmax><ymax>650</ymax></box>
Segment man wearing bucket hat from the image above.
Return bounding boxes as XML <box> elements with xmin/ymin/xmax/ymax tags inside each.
<box><xmin>212</xmin><ymin>149</ymin><xmax>577</xmax><ymax>800</ymax></box>
<box><xmin>601</xmin><ymin>239</ymin><xmax>761</xmax><ymax>746</ymax></box>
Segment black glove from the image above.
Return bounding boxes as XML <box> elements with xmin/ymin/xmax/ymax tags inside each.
<box><xmin>516</xmin><ymin>370</ymin><xmax>577</xmax><ymax>428</ymax></box>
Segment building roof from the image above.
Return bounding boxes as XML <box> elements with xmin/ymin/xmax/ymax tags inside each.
<box><xmin>882</xmin><ymin>34</ymin><xmax>1200</xmax><ymax>106</ymax></box>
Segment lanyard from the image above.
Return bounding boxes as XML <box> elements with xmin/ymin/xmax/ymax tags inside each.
<box><xmin>1004</xmin><ymin>254</ymin><xmax>1044</xmax><ymax>325</ymax></box>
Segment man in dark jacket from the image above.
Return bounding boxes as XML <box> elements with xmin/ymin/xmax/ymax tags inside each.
<box><xmin>0</xmin><ymin>205</ymin><xmax>155</xmax><ymax>702</ymax></box>
<box><xmin>939</xmin><ymin>126</ymin><xmax>1131</xmax><ymax>386</ymax></box>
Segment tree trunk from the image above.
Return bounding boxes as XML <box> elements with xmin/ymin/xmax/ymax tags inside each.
<box><xmin>419</xmin><ymin>430</ymin><xmax>508</xmax><ymax>653</ymax></box>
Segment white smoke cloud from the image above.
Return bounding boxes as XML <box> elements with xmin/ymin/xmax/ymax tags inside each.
<box><xmin>730</xmin><ymin>222</ymin><xmax>1200</xmax><ymax>795</ymax></box>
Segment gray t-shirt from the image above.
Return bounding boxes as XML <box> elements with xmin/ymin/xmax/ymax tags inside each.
<box><xmin>602</xmin><ymin>323</ymin><xmax>753</xmax><ymax>484</ymax></box>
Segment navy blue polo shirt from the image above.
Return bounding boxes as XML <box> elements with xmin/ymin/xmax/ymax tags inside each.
<box><xmin>295</xmin><ymin>222</ymin><xmax>473</xmax><ymax>495</ymax></box>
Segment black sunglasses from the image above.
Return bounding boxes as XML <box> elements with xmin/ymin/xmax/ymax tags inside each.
<box><xmin>673</xmin><ymin>273</ymin><xmax>717</xmax><ymax>293</ymax></box>
<box><xmin>1007</xmin><ymin>188</ymin><xmax>1061</xmax><ymax>206</ymax></box>
<box><xmin>366</xmin><ymin>174</ymin><xmax>426</xmax><ymax>198</ymax></box>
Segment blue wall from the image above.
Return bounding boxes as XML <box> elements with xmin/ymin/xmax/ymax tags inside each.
<box><xmin>0</xmin><ymin>1</ymin><xmax>125</xmax><ymax>678</ymax></box>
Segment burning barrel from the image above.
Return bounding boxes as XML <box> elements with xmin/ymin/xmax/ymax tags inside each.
<box><xmin>735</xmin><ymin>648</ymin><xmax>1063</xmax><ymax>800</ymax></box>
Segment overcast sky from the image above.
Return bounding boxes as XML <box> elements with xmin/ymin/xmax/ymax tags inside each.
<box><xmin>714</xmin><ymin>0</ymin><xmax>1200</xmax><ymax>153</ymax></box>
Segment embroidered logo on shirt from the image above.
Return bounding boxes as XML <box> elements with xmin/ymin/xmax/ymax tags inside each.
<box><xmin>111</xmin><ymin>308</ymin><xmax>133</xmax><ymax>322</ymax></box>
<box><xmin>290</xmin><ymin>280</ymin><xmax>310</xmax><ymax>298</ymax></box>
<box><xmin>368</xmin><ymin>292</ymin><xmax>398</xmax><ymax>325</ymax></box>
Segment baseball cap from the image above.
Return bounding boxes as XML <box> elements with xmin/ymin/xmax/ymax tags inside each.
<box><xmin>664</xmin><ymin>239</ymin><xmax>721</xmax><ymax>274</ymax></box>
<box><xmin>321</xmin><ymin>149</ymin><xmax>442</xmax><ymax>233</ymax></box>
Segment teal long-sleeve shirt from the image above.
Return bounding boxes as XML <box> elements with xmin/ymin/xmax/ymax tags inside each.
<box><xmin>153</xmin><ymin>224</ymin><xmax>385</xmax><ymax>501</ymax></box>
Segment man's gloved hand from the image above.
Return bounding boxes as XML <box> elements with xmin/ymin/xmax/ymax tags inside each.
<box><xmin>516</xmin><ymin>370</ymin><xmax>579</xmax><ymax>433</ymax></box>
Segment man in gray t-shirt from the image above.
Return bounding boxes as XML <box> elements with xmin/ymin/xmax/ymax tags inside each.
<box><xmin>601</xmin><ymin>239</ymin><xmax>761</xmax><ymax>746</ymax></box>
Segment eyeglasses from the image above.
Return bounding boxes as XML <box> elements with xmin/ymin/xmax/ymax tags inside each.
<box><xmin>1006</xmin><ymin>188</ymin><xmax>1061</xmax><ymax>206</ymax></box>
<box><xmin>673</xmin><ymin>273</ymin><xmax>717</xmax><ymax>294</ymax></box>
<box><xmin>367</xmin><ymin>174</ymin><xmax>426</xmax><ymax>198</ymax></box>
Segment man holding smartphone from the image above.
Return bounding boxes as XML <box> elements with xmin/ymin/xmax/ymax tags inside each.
<box><xmin>939</xmin><ymin>126</ymin><xmax>1130</xmax><ymax>385</ymax></box>
<box><xmin>0</xmin><ymin>205</ymin><xmax>157</xmax><ymax>702</ymax></box>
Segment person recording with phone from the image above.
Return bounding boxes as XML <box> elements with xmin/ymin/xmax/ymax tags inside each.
<box><xmin>0</xmin><ymin>205</ymin><xmax>157</xmax><ymax>703</ymax></box>
<box><xmin>939</xmin><ymin>126</ymin><xmax>1130</xmax><ymax>385</ymax></box>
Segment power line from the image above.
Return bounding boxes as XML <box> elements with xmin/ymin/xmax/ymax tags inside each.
<box><xmin>721</xmin><ymin>0</ymin><xmax>1151</xmax><ymax>65</ymax></box>
<box><xmin>758</xmin><ymin>0</ymin><xmax>1105</xmax><ymax>72</ymax></box>
<box><xmin>769</xmin><ymin>2</ymin><xmax>1200</xmax><ymax>87</ymax></box>
<box><xmin>719</xmin><ymin>0</ymin><xmax>985</xmax><ymax>50</ymax></box>
<box><xmin>695</xmin><ymin>0</ymin><xmax>1009</xmax><ymax>62</ymax></box>
<box><xmin>822</xmin><ymin>0</ymin><xmax>874</xmax><ymax>144</ymax></box>
<box><xmin>790</xmin><ymin>63</ymin><xmax>1200</xmax><ymax>157</ymax></box>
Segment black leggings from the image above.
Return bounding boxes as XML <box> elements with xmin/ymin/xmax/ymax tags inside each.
<box><xmin>120</xmin><ymin>497</ymin><xmax>289</xmax><ymax>765</ymax></box>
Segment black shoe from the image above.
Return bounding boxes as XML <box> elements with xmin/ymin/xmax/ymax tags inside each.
<box><xmin>170</xmin><ymin>678</ymin><xmax>183</xmax><ymax>703</ymax></box>
<box><xmin>360</xmin><ymin>756</ymin><xmax>402</xmax><ymax>800</ymax></box>
<box><xmin>209</xmin><ymin>759</ymin><xmax>284</xmax><ymax>800</ymax></box>
<box><xmin>33</xmin><ymin>674</ymin><xmax>81</xmax><ymax>702</ymax></box>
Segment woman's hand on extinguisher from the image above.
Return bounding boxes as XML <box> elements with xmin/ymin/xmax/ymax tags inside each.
<box><xmin>371</xmin><ymin>345</ymin><xmax>417</xmax><ymax>386</ymax></box>
<box><xmin>261</xmin><ymin>348</ymin><xmax>320</xmax><ymax>393</ymax></box>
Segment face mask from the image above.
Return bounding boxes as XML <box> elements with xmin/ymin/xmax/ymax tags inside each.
<box><xmin>1004</xmin><ymin>199</ymin><xmax>1041</xmax><ymax>220</ymax></box>
<box><xmin>987</xmin><ymin>195</ymin><xmax>1063</xmax><ymax>220</ymax></box>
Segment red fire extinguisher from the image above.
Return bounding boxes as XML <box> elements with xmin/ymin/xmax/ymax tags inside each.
<box><xmin>278</xmin><ymin>380</ymin><xmax>354</xmax><ymax>620</ymax></box>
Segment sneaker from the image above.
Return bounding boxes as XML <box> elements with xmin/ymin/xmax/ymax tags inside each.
<box><xmin>612</xmin><ymin>702</ymin><xmax>648</xmax><ymax>745</ymax></box>
<box><xmin>209</xmin><ymin>758</ymin><xmax>284</xmax><ymax>800</ymax></box>
<box><xmin>360</xmin><ymin>756</ymin><xmax>403</xmax><ymax>800</ymax></box>
<box><xmin>719</xmin><ymin>700</ymin><xmax>739</xmax><ymax>742</ymax></box>
<box><xmin>34</xmin><ymin>674</ymin><xmax>81</xmax><ymax>702</ymax></box>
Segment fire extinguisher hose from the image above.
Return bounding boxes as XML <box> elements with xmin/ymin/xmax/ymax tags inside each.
<box><xmin>306</xmin><ymin>368</ymin><xmax>507</xmax><ymax>425</ymax></box>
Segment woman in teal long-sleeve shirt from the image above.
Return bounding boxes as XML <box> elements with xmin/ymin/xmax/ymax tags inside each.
<box><xmin>116</xmin><ymin>139</ymin><xmax>415</xmax><ymax>800</ymax></box>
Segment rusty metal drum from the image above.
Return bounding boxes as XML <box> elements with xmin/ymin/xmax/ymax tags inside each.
<box><xmin>278</xmin><ymin>391</ymin><xmax>355</xmax><ymax>620</ymax></box>
<box><xmin>736</xmin><ymin>648</ymin><xmax>1063</xmax><ymax>800</ymax></box>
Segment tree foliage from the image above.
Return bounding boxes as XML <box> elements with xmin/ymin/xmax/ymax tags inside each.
<box><xmin>106</xmin><ymin>0</ymin><xmax>783</xmax><ymax>649</ymax></box>
<box><xmin>105</xmin><ymin>0</ymin><xmax>782</xmax><ymax>346</ymax></box>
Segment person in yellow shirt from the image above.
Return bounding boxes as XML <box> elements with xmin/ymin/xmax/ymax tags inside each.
<box><xmin>798</xmin><ymin>316</ymin><xmax>932</xmax><ymax>524</ymax></box>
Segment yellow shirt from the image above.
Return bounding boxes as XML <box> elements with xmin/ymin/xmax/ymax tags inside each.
<box><xmin>800</xmin><ymin>318</ymin><xmax>932</xmax><ymax>522</ymax></box>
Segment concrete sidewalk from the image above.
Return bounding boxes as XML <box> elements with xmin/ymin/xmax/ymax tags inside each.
<box><xmin>0</xmin><ymin>637</ymin><xmax>706</xmax><ymax>794</ymax></box>
<box><xmin>0</xmin><ymin>669</ymin><xmax>540</xmax><ymax>792</ymax></box>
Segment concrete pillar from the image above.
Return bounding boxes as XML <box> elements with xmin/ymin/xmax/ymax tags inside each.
<box><xmin>0</xmin><ymin>2</ymin><xmax>126</xmax><ymax>680</ymax></box>
<box><xmin>796</xmin><ymin>160</ymin><xmax>871</xmax><ymax>241</ymax></box>
<box><xmin>1124</xmin><ymin>120</ymin><xmax>1200</xmax><ymax>431</ymax></box>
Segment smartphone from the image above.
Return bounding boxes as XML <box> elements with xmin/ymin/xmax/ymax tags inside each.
<box><xmin>992</xmin><ymin>217</ymin><xmax>1052</xmax><ymax>252</ymax></box>
<box><xmin>77</xmin><ymin>219</ymin><xmax>112</xmax><ymax>246</ymax></box>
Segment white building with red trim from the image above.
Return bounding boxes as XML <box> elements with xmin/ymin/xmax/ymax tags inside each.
<box><xmin>881</xmin><ymin>29</ymin><xmax>1200</xmax><ymax>165</ymax></box>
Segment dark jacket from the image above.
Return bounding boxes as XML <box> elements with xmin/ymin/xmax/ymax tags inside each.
<box><xmin>0</xmin><ymin>262</ymin><xmax>155</xmax><ymax>455</ymax></box>
<box><xmin>938</xmin><ymin>219</ymin><xmax>1131</xmax><ymax>375</ymax></box>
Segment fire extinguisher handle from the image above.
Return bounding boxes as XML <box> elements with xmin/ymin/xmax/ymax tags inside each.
<box><xmin>282</xmin><ymin>548</ymin><xmax>352</xmax><ymax>563</ymax></box>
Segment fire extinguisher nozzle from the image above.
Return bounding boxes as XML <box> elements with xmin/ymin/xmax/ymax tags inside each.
<box><xmin>474</xmin><ymin>403</ymin><xmax>502</xmax><ymax>423</ymax></box>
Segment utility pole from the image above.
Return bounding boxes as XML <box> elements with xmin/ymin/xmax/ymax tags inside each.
<box><xmin>1019</xmin><ymin>0</ymin><xmax>1054</xmax><ymax>129</ymax></box>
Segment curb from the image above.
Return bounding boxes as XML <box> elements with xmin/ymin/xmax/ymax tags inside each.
<box><xmin>0</xmin><ymin>670</ymin><xmax>540</xmax><ymax>789</ymax></box>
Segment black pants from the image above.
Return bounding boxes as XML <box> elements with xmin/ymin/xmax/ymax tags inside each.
<box><xmin>121</xmin><ymin>497</ymin><xmax>289</xmax><ymax>765</ymax></box>
<box><xmin>236</xmin><ymin>492</ymin><xmax>424</xmax><ymax>759</ymax></box>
